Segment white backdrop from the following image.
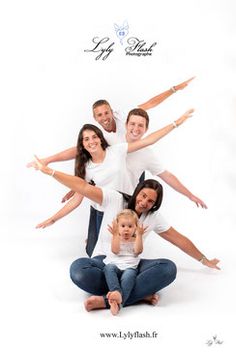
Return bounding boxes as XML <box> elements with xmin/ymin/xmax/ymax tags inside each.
<box><xmin>0</xmin><ymin>0</ymin><xmax>236</xmax><ymax>353</ymax></box>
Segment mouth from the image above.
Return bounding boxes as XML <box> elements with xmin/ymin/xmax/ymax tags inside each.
<box><xmin>102</xmin><ymin>120</ymin><xmax>110</xmax><ymax>126</ymax></box>
<box><xmin>129</xmin><ymin>131</ymin><xmax>141</xmax><ymax>140</ymax></box>
<box><xmin>88</xmin><ymin>144</ymin><xmax>97</xmax><ymax>149</ymax></box>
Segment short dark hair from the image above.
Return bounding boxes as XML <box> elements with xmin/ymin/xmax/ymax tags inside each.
<box><xmin>92</xmin><ymin>100</ymin><xmax>112</xmax><ymax>111</ymax></box>
<box><xmin>128</xmin><ymin>179</ymin><xmax>163</xmax><ymax>213</ymax></box>
<box><xmin>126</xmin><ymin>108</ymin><xmax>149</xmax><ymax>129</ymax></box>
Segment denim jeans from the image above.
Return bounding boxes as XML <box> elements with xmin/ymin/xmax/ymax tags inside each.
<box><xmin>103</xmin><ymin>263</ymin><xmax>138</xmax><ymax>305</ymax></box>
<box><xmin>70</xmin><ymin>255</ymin><xmax>177</xmax><ymax>307</ymax></box>
<box><xmin>86</xmin><ymin>206</ymin><xmax>104</xmax><ymax>257</ymax></box>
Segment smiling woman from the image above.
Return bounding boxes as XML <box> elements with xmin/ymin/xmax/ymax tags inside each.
<box><xmin>28</xmin><ymin>109</ymin><xmax>194</xmax><ymax>256</ymax></box>
<box><xmin>29</xmin><ymin>156</ymin><xmax>220</xmax><ymax>312</ymax></box>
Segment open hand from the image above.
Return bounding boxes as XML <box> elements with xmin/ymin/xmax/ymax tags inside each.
<box><xmin>175</xmin><ymin>76</ymin><xmax>195</xmax><ymax>91</ymax></box>
<box><xmin>202</xmin><ymin>258</ymin><xmax>221</xmax><ymax>270</ymax></box>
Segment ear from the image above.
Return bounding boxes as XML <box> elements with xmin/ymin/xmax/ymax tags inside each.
<box><xmin>114</xmin><ymin>23</ymin><xmax>120</xmax><ymax>30</ymax></box>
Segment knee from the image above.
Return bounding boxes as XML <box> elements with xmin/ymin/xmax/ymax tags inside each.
<box><xmin>69</xmin><ymin>258</ymin><xmax>88</xmax><ymax>286</ymax></box>
<box><xmin>162</xmin><ymin>259</ymin><xmax>177</xmax><ymax>281</ymax></box>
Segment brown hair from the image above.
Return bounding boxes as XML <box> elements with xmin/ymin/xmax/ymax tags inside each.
<box><xmin>126</xmin><ymin>108</ymin><xmax>149</xmax><ymax>129</ymax></box>
<box><xmin>92</xmin><ymin>99</ymin><xmax>112</xmax><ymax>111</ymax></box>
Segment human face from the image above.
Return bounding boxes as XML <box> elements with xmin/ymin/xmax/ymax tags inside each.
<box><xmin>93</xmin><ymin>104</ymin><xmax>114</xmax><ymax>132</ymax></box>
<box><xmin>118</xmin><ymin>216</ymin><xmax>136</xmax><ymax>241</ymax></box>
<box><xmin>82</xmin><ymin>130</ymin><xmax>102</xmax><ymax>155</ymax></box>
<box><xmin>126</xmin><ymin>115</ymin><xmax>148</xmax><ymax>142</ymax></box>
<box><xmin>135</xmin><ymin>188</ymin><xmax>157</xmax><ymax>215</ymax></box>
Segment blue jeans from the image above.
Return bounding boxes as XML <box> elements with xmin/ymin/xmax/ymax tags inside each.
<box><xmin>70</xmin><ymin>255</ymin><xmax>177</xmax><ymax>307</ymax></box>
<box><xmin>86</xmin><ymin>206</ymin><xmax>104</xmax><ymax>257</ymax></box>
<box><xmin>103</xmin><ymin>263</ymin><xmax>138</xmax><ymax>305</ymax></box>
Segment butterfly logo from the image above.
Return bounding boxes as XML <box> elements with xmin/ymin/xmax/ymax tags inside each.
<box><xmin>114</xmin><ymin>21</ymin><xmax>129</xmax><ymax>45</ymax></box>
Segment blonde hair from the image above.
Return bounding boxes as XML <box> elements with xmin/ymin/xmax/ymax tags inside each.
<box><xmin>116</xmin><ymin>209</ymin><xmax>139</xmax><ymax>226</ymax></box>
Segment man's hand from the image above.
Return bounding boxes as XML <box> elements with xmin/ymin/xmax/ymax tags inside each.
<box><xmin>174</xmin><ymin>76</ymin><xmax>195</xmax><ymax>91</ymax></box>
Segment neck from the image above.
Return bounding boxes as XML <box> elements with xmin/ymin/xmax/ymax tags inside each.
<box><xmin>105</xmin><ymin>118</ymin><xmax>116</xmax><ymax>133</ymax></box>
<box><xmin>91</xmin><ymin>149</ymin><xmax>106</xmax><ymax>163</ymax></box>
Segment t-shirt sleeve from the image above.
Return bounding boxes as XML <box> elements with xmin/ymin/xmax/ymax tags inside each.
<box><xmin>152</xmin><ymin>212</ymin><xmax>171</xmax><ymax>234</ymax></box>
<box><xmin>144</xmin><ymin>147</ymin><xmax>165</xmax><ymax>175</ymax></box>
<box><xmin>101</xmin><ymin>187</ymin><xmax>123</xmax><ymax>209</ymax></box>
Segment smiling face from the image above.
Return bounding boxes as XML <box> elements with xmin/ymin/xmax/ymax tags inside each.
<box><xmin>93</xmin><ymin>104</ymin><xmax>115</xmax><ymax>132</ymax></box>
<box><xmin>82</xmin><ymin>129</ymin><xmax>103</xmax><ymax>155</ymax></box>
<box><xmin>126</xmin><ymin>115</ymin><xmax>148</xmax><ymax>142</ymax></box>
<box><xmin>118</xmin><ymin>215</ymin><xmax>137</xmax><ymax>241</ymax></box>
<box><xmin>135</xmin><ymin>188</ymin><xmax>158</xmax><ymax>215</ymax></box>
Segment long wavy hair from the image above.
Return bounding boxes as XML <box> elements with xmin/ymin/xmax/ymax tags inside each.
<box><xmin>74</xmin><ymin>124</ymin><xmax>109</xmax><ymax>179</ymax></box>
<box><xmin>127</xmin><ymin>179</ymin><xmax>163</xmax><ymax>214</ymax></box>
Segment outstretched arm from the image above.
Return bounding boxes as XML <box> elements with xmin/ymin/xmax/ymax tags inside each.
<box><xmin>27</xmin><ymin>146</ymin><xmax>77</xmax><ymax>168</ymax></box>
<box><xmin>158</xmin><ymin>170</ymin><xmax>207</xmax><ymax>208</ymax></box>
<box><xmin>138</xmin><ymin>77</ymin><xmax>195</xmax><ymax>111</ymax></box>
<box><xmin>31</xmin><ymin>156</ymin><xmax>103</xmax><ymax>205</ymax></box>
<box><xmin>127</xmin><ymin>109</ymin><xmax>194</xmax><ymax>153</ymax></box>
<box><xmin>36</xmin><ymin>193</ymin><xmax>84</xmax><ymax>229</ymax></box>
<box><xmin>159</xmin><ymin>227</ymin><xmax>220</xmax><ymax>270</ymax></box>
<box><xmin>108</xmin><ymin>221</ymin><xmax>120</xmax><ymax>254</ymax></box>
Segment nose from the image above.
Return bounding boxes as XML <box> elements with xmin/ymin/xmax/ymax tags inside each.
<box><xmin>141</xmin><ymin>200</ymin><xmax>147</xmax><ymax>208</ymax></box>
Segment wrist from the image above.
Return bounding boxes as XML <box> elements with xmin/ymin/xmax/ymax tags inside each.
<box><xmin>43</xmin><ymin>166</ymin><xmax>54</xmax><ymax>176</ymax></box>
<box><xmin>199</xmin><ymin>255</ymin><xmax>207</xmax><ymax>264</ymax></box>
<box><xmin>170</xmin><ymin>86</ymin><xmax>177</xmax><ymax>93</ymax></box>
<box><xmin>172</xmin><ymin>121</ymin><xmax>178</xmax><ymax>128</ymax></box>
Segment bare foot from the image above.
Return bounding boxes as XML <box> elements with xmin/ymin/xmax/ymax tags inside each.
<box><xmin>107</xmin><ymin>290</ymin><xmax>122</xmax><ymax>304</ymax></box>
<box><xmin>84</xmin><ymin>295</ymin><xmax>106</xmax><ymax>312</ymax></box>
<box><xmin>143</xmin><ymin>294</ymin><xmax>160</xmax><ymax>305</ymax></box>
<box><xmin>109</xmin><ymin>299</ymin><xmax>120</xmax><ymax>316</ymax></box>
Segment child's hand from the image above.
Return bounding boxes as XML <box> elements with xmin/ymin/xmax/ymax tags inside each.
<box><xmin>107</xmin><ymin>220</ymin><xmax>119</xmax><ymax>236</ymax></box>
<box><xmin>136</xmin><ymin>223</ymin><xmax>148</xmax><ymax>237</ymax></box>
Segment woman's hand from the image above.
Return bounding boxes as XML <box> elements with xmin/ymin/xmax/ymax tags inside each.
<box><xmin>26</xmin><ymin>157</ymin><xmax>49</xmax><ymax>169</ymax></box>
<box><xmin>36</xmin><ymin>218</ymin><xmax>55</xmax><ymax>229</ymax></box>
<box><xmin>202</xmin><ymin>258</ymin><xmax>221</xmax><ymax>270</ymax></box>
<box><xmin>29</xmin><ymin>155</ymin><xmax>53</xmax><ymax>175</ymax></box>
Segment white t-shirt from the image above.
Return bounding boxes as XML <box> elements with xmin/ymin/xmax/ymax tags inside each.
<box><xmin>85</xmin><ymin>143</ymin><xmax>133</xmax><ymax>210</ymax></box>
<box><xmin>94</xmin><ymin>110</ymin><xmax>127</xmax><ymax>145</ymax></box>
<box><xmin>124</xmin><ymin>147</ymin><xmax>165</xmax><ymax>193</ymax></box>
<box><xmin>103</xmin><ymin>241</ymin><xmax>140</xmax><ymax>270</ymax></box>
<box><xmin>92</xmin><ymin>109</ymin><xmax>166</xmax><ymax>193</ymax></box>
<box><xmin>96</xmin><ymin>110</ymin><xmax>165</xmax><ymax>191</ymax></box>
<box><xmin>92</xmin><ymin>188</ymin><xmax>171</xmax><ymax>257</ymax></box>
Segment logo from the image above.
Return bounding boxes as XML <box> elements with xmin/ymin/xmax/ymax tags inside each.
<box><xmin>114</xmin><ymin>21</ymin><xmax>129</xmax><ymax>45</ymax></box>
<box><xmin>84</xmin><ymin>21</ymin><xmax>157</xmax><ymax>61</ymax></box>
